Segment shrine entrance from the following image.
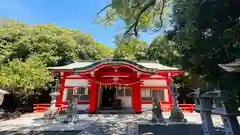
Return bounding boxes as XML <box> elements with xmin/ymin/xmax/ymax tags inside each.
<box><xmin>49</xmin><ymin>58</ymin><xmax>185</xmax><ymax>113</ymax></box>
<box><xmin>100</xmin><ymin>87</ymin><xmax>116</xmax><ymax>108</ymax></box>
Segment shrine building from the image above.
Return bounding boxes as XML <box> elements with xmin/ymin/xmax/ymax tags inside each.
<box><xmin>49</xmin><ymin>58</ymin><xmax>184</xmax><ymax>113</ymax></box>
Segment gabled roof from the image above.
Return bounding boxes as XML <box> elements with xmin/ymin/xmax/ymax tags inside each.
<box><xmin>48</xmin><ymin>58</ymin><xmax>180</xmax><ymax>72</ymax></box>
<box><xmin>218</xmin><ymin>59</ymin><xmax>240</xmax><ymax>72</ymax></box>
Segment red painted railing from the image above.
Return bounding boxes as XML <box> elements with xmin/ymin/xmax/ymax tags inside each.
<box><xmin>160</xmin><ymin>102</ymin><xmax>195</xmax><ymax>112</ymax></box>
<box><xmin>33</xmin><ymin>104</ymin><xmax>68</xmax><ymax>112</ymax></box>
<box><xmin>34</xmin><ymin>103</ymin><xmax>195</xmax><ymax>113</ymax></box>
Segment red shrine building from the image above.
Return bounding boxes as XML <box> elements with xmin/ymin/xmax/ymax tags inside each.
<box><xmin>49</xmin><ymin>59</ymin><xmax>184</xmax><ymax>113</ymax></box>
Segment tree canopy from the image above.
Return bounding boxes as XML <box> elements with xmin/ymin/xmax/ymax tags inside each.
<box><xmin>0</xmin><ymin>21</ymin><xmax>113</xmax><ymax>102</ymax></box>
<box><xmin>113</xmin><ymin>35</ymin><xmax>148</xmax><ymax>60</ymax></box>
<box><xmin>98</xmin><ymin>0</ymin><xmax>169</xmax><ymax>37</ymax></box>
<box><xmin>98</xmin><ymin>0</ymin><xmax>240</xmax><ymax>95</ymax></box>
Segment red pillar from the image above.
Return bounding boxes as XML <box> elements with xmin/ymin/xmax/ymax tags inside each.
<box><xmin>167</xmin><ymin>87</ymin><xmax>173</xmax><ymax>104</ymax></box>
<box><xmin>89</xmin><ymin>81</ymin><xmax>97</xmax><ymax>113</ymax></box>
<box><xmin>57</xmin><ymin>77</ymin><xmax>65</xmax><ymax>105</ymax></box>
<box><xmin>95</xmin><ymin>83</ymin><xmax>99</xmax><ymax>109</ymax></box>
<box><xmin>132</xmin><ymin>82</ymin><xmax>141</xmax><ymax>113</ymax></box>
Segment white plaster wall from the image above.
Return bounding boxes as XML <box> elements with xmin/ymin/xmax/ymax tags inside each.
<box><xmin>141</xmin><ymin>104</ymin><xmax>152</xmax><ymax>110</ymax></box>
<box><xmin>141</xmin><ymin>79</ymin><xmax>167</xmax><ymax>86</ymax></box>
<box><xmin>65</xmin><ymin>79</ymin><xmax>89</xmax><ymax>87</ymax></box>
<box><xmin>164</xmin><ymin>89</ymin><xmax>169</xmax><ymax>101</ymax></box>
<box><xmin>116</xmin><ymin>96</ymin><xmax>132</xmax><ymax>108</ymax></box>
<box><xmin>76</xmin><ymin>104</ymin><xmax>89</xmax><ymax>110</ymax></box>
<box><xmin>62</xmin><ymin>88</ymin><xmax>68</xmax><ymax>102</ymax></box>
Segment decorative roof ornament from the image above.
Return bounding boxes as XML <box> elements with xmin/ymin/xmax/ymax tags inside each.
<box><xmin>113</xmin><ymin>77</ymin><xmax>119</xmax><ymax>82</ymax></box>
<box><xmin>137</xmin><ymin>71</ymin><xmax>141</xmax><ymax>77</ymax></box>
<box><xmin>90</xmin><ymin>71</ymin><xmax>94</xmax><ymax>77</ymax></box>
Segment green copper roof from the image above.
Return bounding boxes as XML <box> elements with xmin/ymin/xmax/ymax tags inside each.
<box><xmin>48</xmin><ymin>58</ymin><xmax>180</xmax><ymax>72</ymax></box>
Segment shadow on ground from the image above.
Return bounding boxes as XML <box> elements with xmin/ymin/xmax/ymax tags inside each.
<box><xmin>0</xmin><ymin>117</ymin><xmax>96</xmax><ymax>135</ymax></box>
<box><xmin>138</xmin><ymin>123</ymin><xmax>225</xmax><ymax>135</ymax></box>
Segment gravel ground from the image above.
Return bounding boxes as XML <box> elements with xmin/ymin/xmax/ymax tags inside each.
<box><xmin>0</xmin><ymin>112</ymin><xmax>239</xmax><ymax>135</ymax></box>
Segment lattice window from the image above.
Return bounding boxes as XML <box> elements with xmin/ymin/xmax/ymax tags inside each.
<box><xmin>141</xmin><ymin>89</ymin><xmax>152</xmax><ymax>101</ymax></box>
<box><xmin>141</xmin><ymin>89</ymin><xmax>168</xmax><ymax>101</ymax></box>
<box><xmin>62</xmin><ymin>87</ymin><xmax>90</xmax><ymax>102</ymax></box>
<box><xmin>117</xmin><ymin>89</ymin><xmax>124</xmax><ymax>96</ymax></box>
<box><xmin>125</xmin><ymin>88</ymin><xmax>132</xmax><ymax>96</ymax></box>
<box><xmin>116</xmin><ymin>88</ymin><xmax>132</xmax><ymax>96</ymax></box>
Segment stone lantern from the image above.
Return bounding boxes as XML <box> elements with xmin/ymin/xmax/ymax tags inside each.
<box><xmin>169</xmin><ymin>81</ymin><xmax>186</xmax><ymax>122</ymax></box>
<box><xmin>64</xmin><ymin>87</ymin><xmax>80</xmax><ymax>124</ymax></box>
<box><xmin>0</xmin><ymin>89</ymin><xmax>9</xmax><ymax>105</ymax></box>
<box><xmin>203</xmin><ymin>90</ymin><xmax>240</xmax><ymax>135</ymax></box>
<box><xmin>43</xmin><ymin>79</ymin><xmax>60</xmax><ymax>121</ymax></box>
<box><xmin>49</xmin><ymin>91</ymin><xmax>60</xmax><ymax>105</ymax></box>
<box><xmin>187</xmin><ymin>89</ymin><xmax>216</xmax><ymax>135</ymax></box>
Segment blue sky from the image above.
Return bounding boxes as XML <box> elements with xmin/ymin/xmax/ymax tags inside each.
<box><xmin>0</xmin><ymin>0</ymin><xmax>159</xmax><ymax>47</ymax></box>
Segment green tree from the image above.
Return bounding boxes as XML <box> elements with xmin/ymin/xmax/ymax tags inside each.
<box><xmin>147</xmin><ymin>35</ymin><xmax>181</xmax><ymax>67</ymax></box>
<box><xmin>169</xmin><ymin>0</ymin><xmax>240</xmax><ymax>89</ymax></box>
<box><xmin>96</xmin><ymin>42</ymin><xmax>114</xmax><ymax>58</ymax></box>
<box><xmin>113</xmin><ymin>36</ymin><xmax>148</xmax><ymax>60</ymax></box>
<box><xmin>0</xmin><ymin>55</ymin><xmax>53</xmax><ymax>103</ymax></box>
<box><xmin>0</xmin><ymin>21</ymin><xmax>112</xmax><ymax>105</ymax></box>
<box><xmin>0</xmin><ymin>22</ymin><xmax>104</xmax><ymax>67</ymax></box>
<box><xmin>98</xmin><ymin>0</ymin><xmax>169</xmax><ymax>36</ymax></box>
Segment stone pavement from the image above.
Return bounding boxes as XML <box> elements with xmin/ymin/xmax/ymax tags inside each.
<box><xmin>0</xmin><ymin>112</ymin><xmax>239</xmax><ymax>135</ymax></box>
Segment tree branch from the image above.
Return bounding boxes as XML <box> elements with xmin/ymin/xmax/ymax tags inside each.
<box><xmin>97</xmin><ymin>4</ymin><xmax>112</xmax><ymax>16</ymax></box>
<box><xmin>93</xmin><ymin>4</ymin><xmax>113</xmax><ymax>24</ymax></box>
<box><xmin>152</xmin><ymin>0</ymin><xmax>165</xmax><ymax>32</ymax></box>
<box><xmin>124</xmin><ymin>0</ymin><xmax>156</xmax><ymax>36</ymax></box>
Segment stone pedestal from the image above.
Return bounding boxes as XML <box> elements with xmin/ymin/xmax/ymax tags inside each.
<box><xmin>199</xmin><ymin>98</ymin><xmax>215</xmax><ymax>135</ymax></box>
<box><xmin>203</xmin><ymin>90</ymin><xmax>240</xmax><ymax>135</ymax></box>
<box><xmin>187</xmin><ymin>90</ymin><xmax>216</xmax><ymax>135</ymax></box>
<box><xmin>44</xmin><ymin>91</ymin><xmax>60</xmax><ymax>120</ymax></box>
<box><xmin>63</xmin><ymin>88</ymin><xmax>80</xmax><ymax>124</ymax></box>
<box><xmin>169</xmin><ymin>84</ymin><xmax>186</xmax><ymax>122</ymax></box>
<box><xmin>221</xmin><ymin>115</ymin><xmax>240</xmax><ymax>135</ymax></box>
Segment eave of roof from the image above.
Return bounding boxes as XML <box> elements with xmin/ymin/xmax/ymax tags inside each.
<box><xmin>48</xmin><ymin>59</ymin><xmax>180</xmax><ymax>72</ymax></box>
<box><xmin>218</xmin><ymin>59</ymin><xmax>240</xmax><ymax>72</ymax></box>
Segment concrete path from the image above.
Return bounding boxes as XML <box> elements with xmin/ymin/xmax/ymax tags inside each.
<box><xmin>0</xmin><ymin>112</ymin><xmax>239</xmax><ymax>135</ymax></box>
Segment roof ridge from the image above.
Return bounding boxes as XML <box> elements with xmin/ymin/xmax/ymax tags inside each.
<box><xmin>74</xmin><ymin>60</ymin><xmax>95</xmax><ymax>62</ymax></box>
<box><xmin>136</xmin><ymin>60</ymin><xmax>158</xmax><ymax>63</ymax></box>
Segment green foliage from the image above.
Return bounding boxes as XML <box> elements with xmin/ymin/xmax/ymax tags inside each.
<box><xmin>147</xmin><ymin>35</ymin><xmax>181</xmax><ymax>67</ymax></box>
<box><xmin>0</xmin><ymin>55</ymin><xmax>53</xmax><ymax>98</ymax></box>
<box><xmin>100</xmin><ymin>0</ymin><xmax>169</xmax><ymax>35</ymax></box>
<box><xmin>113</xmin><ymin>37</ymin><xmax>148</xmax><ymax>60</ymax></box>
<box><xmin>169</xmin><ymin>0</ymin><xmax>240</xmax><ymax>89</ymax></box>
<box><xmin>96</xmin><ymin>42</ymin><xmax>114</xmax><ymax>58</ymax></box>
<box><xmin>0</xmin><ymin>21</ymin><xmax>111</xmax><ymax>103</ymax></box>
<box><xmin>0</xmin><ymin>22</ymin><xmax>104</xmax><ymax>67</ymax></box>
